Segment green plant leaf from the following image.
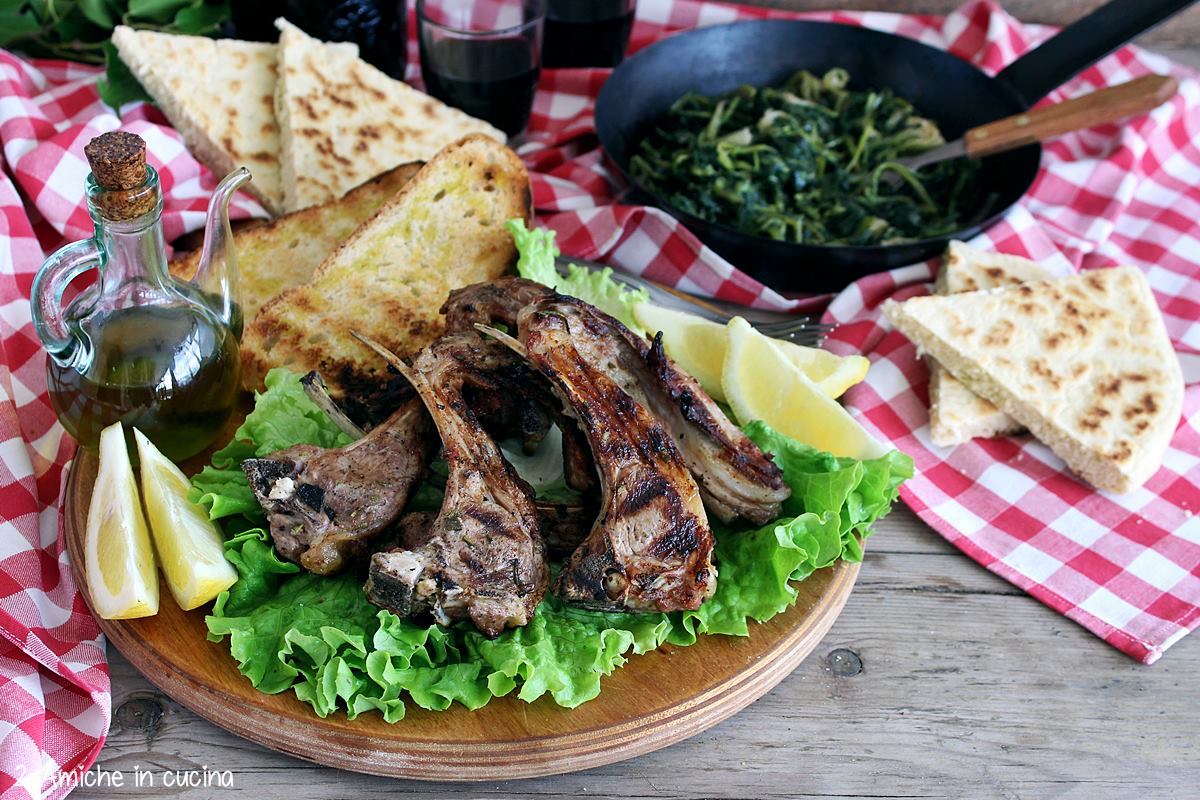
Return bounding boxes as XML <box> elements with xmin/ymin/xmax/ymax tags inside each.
<box><xmin>171</xmin><ymin>1</ymin><xmax>227</xmax><ymax>33</ymax></box>
<box><xmin>97</xmin><ymin>41</ymin><xmax>153</xmax><ymax>109</ymax></box>
<box><xmin>507</xmin><ymin>219</ymin><xmax>650</xmax><ymax>333</ymax></box>
<box><xmin>77</xmin><ymin>0</ymin><xmax>116</xmax><ymax>28</ymax></box>
<box><xmin>127</xmin><ymin>0</ymin><xmax>191</xmax><ymax>24</ymax></box>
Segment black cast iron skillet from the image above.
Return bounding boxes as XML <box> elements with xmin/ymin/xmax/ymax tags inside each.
<box><xmin>595</xmin><ymin>0</ymin><xmax>1195</xmax><ymax>293</ymax></box>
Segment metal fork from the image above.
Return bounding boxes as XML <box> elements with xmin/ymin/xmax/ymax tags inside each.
<box><xmin>557</xmin><ymin>257</ymin><xmax>835</xmax><ymax>346</ymax></box>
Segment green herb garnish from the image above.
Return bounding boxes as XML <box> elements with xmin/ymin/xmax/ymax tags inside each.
<box><xmin>630</xmin><ymin>68</ymin><xmax>982</xmax><ymax>247</ymax></box>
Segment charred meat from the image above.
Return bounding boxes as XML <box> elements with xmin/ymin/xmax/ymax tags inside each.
<box><xmin>442</xmin><ymin>276</ymin><xmax>553</xmax><ymax>332</ymax></box>
<box><xmin>444</xmin><ymin>277</ymin><xmax>598</xmax><ymax>496</ymax></box>
<box><xmin>361</xmin><ymin>333</ymin><xmax>548</xmax><ymax>638</ymax></box>
<box><xmin>546</xmin><ymin>294</ymin><xmax>788</xmax><ymax>525</ymax></box>
<box><xmin>498</xmin><ymin>310</ymin><xmax>717</xmax><ymax>613</ymax></box>
<box><xmin>642</xmin><ymin>331</ymin><xmax>790</xmax><ymax>524</ymax></box>
<box><xmin>242</xmin><ymin>398</ymin><xmax>434</xmax><ymax>575</ymax></box>
<box><xmin>448</xmin><ymin>278</ymin><xmax>788</xmax><ymax>524</ymax></box>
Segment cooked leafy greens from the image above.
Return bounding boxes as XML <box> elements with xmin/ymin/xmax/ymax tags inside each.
<box><xmin>630</xmin><ymin>68</ymin><xmax>982</xmax><ymax>246</ymax></box>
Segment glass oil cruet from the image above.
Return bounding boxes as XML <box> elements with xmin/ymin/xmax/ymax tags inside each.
<box><xmin>31</xmin><ymin>131</ymin><xmax>249</xmax><ymax>461</ymax></box>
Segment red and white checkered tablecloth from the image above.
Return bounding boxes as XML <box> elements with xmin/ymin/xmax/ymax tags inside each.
<box><xmin>1</xmin><ymin>0</ymin><xmax>1197</xmax><ymax>796</ymax></box>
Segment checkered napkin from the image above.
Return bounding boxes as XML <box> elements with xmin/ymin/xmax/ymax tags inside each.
<box><xmin>516</xmin><ymin>1</ymin><xmax>1200</xmax><ymax>663</ymax></box>
<box><xmin>0</xmin><ymin>0</ymin><xmax>1197</xmax><ymax>796</ymax></box>
<box><xmin>0</xmin><ymin>55</ymin><xmax>266</xmax><ymax>800</ymax></box>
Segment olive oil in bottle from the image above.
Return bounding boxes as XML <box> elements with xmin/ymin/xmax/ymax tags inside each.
<box><xmin>47</xmin><ymin>305</ymin><xmax>241</xmax><ymax>462</ymax></box>
<box><xmin>32</xmin><ymin>132</ymin><xmax>250</xmax><ymax>462</ymax></box>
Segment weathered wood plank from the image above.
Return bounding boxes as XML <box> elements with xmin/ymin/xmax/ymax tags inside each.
<box><xmin>78</xmin><ymin>506</ymin><xmax>1199</xmax><ymax>800</ymax></box>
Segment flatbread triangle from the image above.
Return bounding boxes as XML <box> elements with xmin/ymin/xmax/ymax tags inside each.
<box><xmin>111</xmin><ymin>26</ymin><xmax>284</xmax><ymax>213</ymax></box>
<box><xmin>928</xmin><ymin>241</ymin><xmax>1052</xmax><ymax>446</ymax></box>
<box><xmin>885</xmin><ymin>266</ymin><xmax>1183</xmax><ymax>493</ymax></box>
<box><xmin>274</xmin><ymin>18</ymin><xmax>506</xmax><ymax>212</ymax></box>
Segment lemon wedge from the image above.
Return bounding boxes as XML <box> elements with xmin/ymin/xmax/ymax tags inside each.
<box><xmin>85</xmin><ymin>422</ymin><xmax>159</xmax><ymax>619</ymax></box>
<box><xmin>134</xmin><ymin>429</ymin><xmax>236</xmax><ymax>610</ymax></box>
<box><xmin>722</xmin><ymin>317</ymin><xmax>888</xmax><ymax>459</ymax></box>
<box><xmin>633</xmin><ymin>302</ymin><xmax>731</xmax><ymax>400</ymax></box>
<box><xmin>632</xmin><ymin>302</ymin><xmax>869</xmax><ymax>402</ymax></box>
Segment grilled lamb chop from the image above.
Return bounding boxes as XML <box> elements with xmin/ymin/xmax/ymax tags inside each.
<box><xmin>488</xmin><ymin>311</ymin><xmax>717</xmax><ymax>613</ymax></box>
<box><xmin>444</xmin><ymin>278</ymin><xmax>598</xmax><ymax>495</ymax></box>
<box><xmin>360</xmin><ymin>333</ymin><xmax>548</xmax><ymax>638</ymax></box>
<box><xmin>382</xmin><ymin>504</ymin><xmax>588</xmax><ymax>557</ymax></box>
<box><xmin>449</xmin><ymin>278</ymin><xmax>790</xmax><ymax>525</ymax></box>
<box><xmin>242</xmin><ymin>398</ymin><xmax>434</xmax><ymax>575</ymax></box>
<box><xmin>442</xmin><ymin>276</ymin><xmax>553</xmax><ymax>332</ymax></box>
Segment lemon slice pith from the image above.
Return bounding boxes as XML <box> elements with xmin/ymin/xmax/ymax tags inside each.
<box><xmin>85</xmin><ymin>422</ymin><xmax>159</xmax><ymax>619</ymax></box>
<box><xmin>135</xmin><ymin>428</ymin><xmax>236</xmax><ymax>610</ymax></box>
<box><xmin>632</xmin><ymin>302</ymin><xmax>869</xmax><ymax>402</ymax></box>
<box><xmin>721</xmin><ymin>317</ymin><xmax>888</xmax><ymax>460</ymax></box>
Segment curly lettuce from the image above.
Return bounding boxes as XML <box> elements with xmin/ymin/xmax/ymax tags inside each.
<box><xmin>200</xmin><ymin>369</ymin><xmax>910</xmax><ymax>721</ymax></box>
<box><xmin>507</xmin><ymin>219</ymin><xmax>649</xmax><ymax>332</ymax></box>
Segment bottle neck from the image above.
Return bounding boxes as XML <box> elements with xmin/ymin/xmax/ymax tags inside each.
<box><xmin>86</xmin><ymin>168</ymin><xmax>170</xmax><ymax>298</ymax></box>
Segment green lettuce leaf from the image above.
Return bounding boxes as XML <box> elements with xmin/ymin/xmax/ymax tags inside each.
<box><xmin>200</xmin><ymin>363</ymin><xmax>910</xmax><ymax>721</ymax></box>
<box><xmin>190</xmin><ymin>368</ymin><xmax>355</xmax><ymax>519</ymax></box>
<box><xmin>744</xmin><ymin>420</ymin><xmax>914</xmax><ymax>562</ymax></box>
<box><xmin>507</xmin><ymin>219</ymin><xmax>649</xmax><ymax>332</ymax></box>
<box><xmin>466</xmin><ymin>596</ymin><xmax>672</xmax><ymax>708</ymax></box>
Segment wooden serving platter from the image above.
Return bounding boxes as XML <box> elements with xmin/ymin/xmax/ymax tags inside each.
<box><xmin>65</xmin><ymin>448</ymin><xmax>859</xmax><ymax>781</ymax></box>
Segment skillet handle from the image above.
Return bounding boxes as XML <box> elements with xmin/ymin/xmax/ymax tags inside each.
<box><xmin>994</xmin><ymin>0</ymin><xmax>1195</xmax><ymax>105</ymax></box>
<box><xmin>964</xmin><ymin>74</ymin><xmax>1179</xmax><ymax>157</ymax></box>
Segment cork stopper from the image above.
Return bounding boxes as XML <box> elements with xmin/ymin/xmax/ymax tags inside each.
<box><xmin>84</xmin><ymin>132</ymin><xmax>156</xmax><ymax>220</ymax></box>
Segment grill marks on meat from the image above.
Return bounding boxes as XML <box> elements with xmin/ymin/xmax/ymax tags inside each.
<box><xmin>361</xmin><ymin>333</ymin><xmax>548</xmax><ymax>638</ymax></box>
<box><xmin>444</xmin><ymin>277</ymin><xmax>598</xmax><ymax>496</ymax></box>
<box><xmin>528</xmin><ymin>292</ymin><xmax>789</xmax><ymax>525</ymax></box>
<box><xmin>508</xmin><ymin>311</ymin><xmax>716</xmax><ymax>613</ymax></box>
<box><xmin>442</xmin><ymin>276</ymin><xmax>553</xmax><ymax>332</ymax></box>
<box><xmin>242</xmin><ymin>399</ymin><xmax>433</xmax><ymax>575</ymax></box>
<box><xmin>642</xmin><ymin>333</ymin><xmax>790</xmax><ymax>524</ymax></box>
<box><xmin>447</xmin><ymin>278</ymin><xmax>789</xmax><ymax>525</ymax></box>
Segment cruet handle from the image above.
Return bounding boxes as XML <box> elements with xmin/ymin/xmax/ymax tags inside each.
<box><xmin>30</xmin><ymin>238</ymin><xmax>103</xmax><ymax>366</ymax></box>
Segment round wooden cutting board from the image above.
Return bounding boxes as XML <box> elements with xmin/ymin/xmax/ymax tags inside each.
<box><xmin>64</xmin><ymin>449</ymin><xmax>859</xmax><ymax>781</ymax></box>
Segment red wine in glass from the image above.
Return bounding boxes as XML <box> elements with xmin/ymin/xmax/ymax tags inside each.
<box><xmin>420</xmin><ymin>38</ymin><xmax>540</xmax><ymax>136</ymax></box>
<box><xmin>543</xmin><ymin>0</ymin><xmax>635</xmax><ymax>68</ymax></box>
<box><xmin>417</xmin><ymin>0</ymin><xmax>545</xmax><ymax>137</ymax></box>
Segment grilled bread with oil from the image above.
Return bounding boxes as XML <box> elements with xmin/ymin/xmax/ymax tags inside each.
<box><xmin>885</xmin><ymin>267</ymin><xmax>1183</xmax><ymax>493</ymax></box>
<box><xmin>170</xmin><ymin>162</ymin><xmax>421</xmax><ymax>323</ymax></box>
<box><xmin>241</xmin><ymin>135</ymin><xmax>531</xmax><ymax>407</ymax></box>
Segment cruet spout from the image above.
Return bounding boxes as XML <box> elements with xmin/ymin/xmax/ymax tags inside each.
<box><xmin>190</xmin><ymin>166</ymin><xmax>252</xmax><ymax>338</ymax></box>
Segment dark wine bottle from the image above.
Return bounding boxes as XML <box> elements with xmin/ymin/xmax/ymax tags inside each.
<box><xmin>228</xmin><ymin>0</ymin><xmax>407</xmax><ymax>79</ymax></box>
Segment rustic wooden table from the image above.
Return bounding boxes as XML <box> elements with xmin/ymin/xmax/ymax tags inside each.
<box><xmin>76</xmin><ymin>28</ymin><xmax>1200</xmax><ymax>800</ymax></box>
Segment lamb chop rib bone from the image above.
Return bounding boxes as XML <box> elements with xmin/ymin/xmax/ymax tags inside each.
<box><xmin>480</xmin><ymin>319</ymin><xmax>716</xmax><ymax>613</ymax></box>
<box><xmin>446</xmin><ymin>278</ymin><xmax>790</xmax><ymax>525</ymax></box>
<box><xmin>358</xmin><ymin>332</ymin><xmax>548</xmax><ymax>638</ymax></box>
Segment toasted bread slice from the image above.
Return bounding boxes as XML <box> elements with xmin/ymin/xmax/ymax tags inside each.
<box><xmin>929</xmin><ymin>242</ymin><xmax>1052</xmax><ymax>446</ymax></box>
<box><xmin>884</xmin><ymin>267</ymin><xmax>1183</xmax><ymax>493</ymax></box>
<box><xmin>112</xmin><ymin>26</ymin><xmax>284</xmax><ymax>213</ymax></box>
<box><xmin>242</xmin><ymin>135</ymin><xmax>531</xmax><ymax>403</ymax></box>
<box><xmin>170</xmin><ymin>162</ymin><xmax>421</xmax><ymax>323</ymax></box>
<box><xmin>273</xmin><ymin>19</ymin><xmax>505</xmax><ymax>212</ymax></box>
